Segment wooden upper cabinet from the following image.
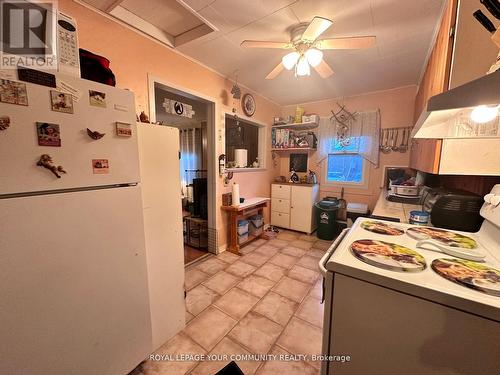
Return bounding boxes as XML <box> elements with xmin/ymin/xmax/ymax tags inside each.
<box><xmin>410</xmin><ymin>0</ymin><xmax>458</xmax><ymax>174</ymax></box>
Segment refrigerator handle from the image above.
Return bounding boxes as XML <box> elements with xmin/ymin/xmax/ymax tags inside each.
<box><xmin>318</xmin><ymin>228</ymin><xmax>349</xmax><ymax>276</ymax></box>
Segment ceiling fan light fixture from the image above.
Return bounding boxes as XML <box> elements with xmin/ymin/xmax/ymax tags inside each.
<box><xmin>305</xmin><ymin>48</ymin><xmax>323</xmax><ymax>67</ymax></box>
<box><xmin>282</xmin><ymin>51</ymin><xmax>300</xmax><ymax>70</ymax></box>
<box><xmin>295</xmin><ymin>56</ymin><xmax>310</xmax><ymax>76</ymax></box>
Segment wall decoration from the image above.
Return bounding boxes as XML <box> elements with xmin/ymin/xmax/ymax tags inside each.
<box><xmin>36</xmin><ymin>122</ymin><xmax>61</xmax><ymax>147</ymax></box>
<box><xmin>162</xmin><ymin>99</ymin><xmax>195</xmax><ymax>118</ymax></box>
<box><xmin>50</xmin><ymin>90</ymin><xmax>74</xmax><ymax>114</ymax></box>
<box><xmin>89</xmin><ymin>90</ymin><xmax>106</xmax><ymax>108</ymax></box>
<box><xmin>0</xmin><ymin>116</ymin><xmax>10</xmax><ymax>130</ymax></box>
<box><xmin>139</xmin><ymin>111</ymin><xmax>149</xmax><ymax>123</ymax></box>
<box><xmin>37</xmin><ymin>154</ymin><xmax>66</xmax><ymax>178</ymax></box>
<box><xmin>116</xmin><ymin>122</ymin><xmax>132</xmax><ymax>137</ymax></box>
<box><xmin>241</xmin><ymin>93</ymin><xmax>256</xmax><ymax>117</ymax></box>
<box><xmin>289</xmin><ymin>153</ymin><xmax>308</xmax><ymax>172</ymax></box>
<box><xmin>92</xmin><ymin>159</ymin><xmax>109</xmax><ymax>174</ymax></box>
<box><xmin>0</xmin><ymin>79</ymin><xmax>28</xmax><ymax>106</ymax></box>
<box><xmin>86</xmin><ymin>128</ymin><xmax>105</xmax><ymax>140</ymax></box>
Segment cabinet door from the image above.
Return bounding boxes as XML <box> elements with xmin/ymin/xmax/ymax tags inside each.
<box><xmin>290</xmin><ymin>186</ymin><xmax>313</xmax><ymax>233</ymax></box>
<box><xmin>409</xmin><ymin>139</ymin><xmax>442</xmax><ymax>174</ymax></box>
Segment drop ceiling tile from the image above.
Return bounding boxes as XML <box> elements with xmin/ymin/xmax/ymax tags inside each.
<box><xmin>183</xmin><ymin>0</ymin><xmax>216</xmax><ymax>11</ymax></box>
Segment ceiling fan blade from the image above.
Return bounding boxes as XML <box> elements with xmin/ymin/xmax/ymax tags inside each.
<box><xmin>318</xmin><ymin>36</ymin><xmax>376</xmax><ymax>50</ymax></box>
<box><xmin>314</xmin><ymin>60</ymin><xmax>334</xmax><ymax>78</ymax></box>
<box><xmin>241</xmin><ymin>40</ymin><xmax>290</xmax><ymax>49</ymax></box>
<box><xmin>266</xmin><ymin>63</ymin><xmax>284</xmax><ymax>80</ymax></box>
<box><xmin>302</xmin><ymin>16</ymin><xmax>333</xmax><ymax>42</ymax></box>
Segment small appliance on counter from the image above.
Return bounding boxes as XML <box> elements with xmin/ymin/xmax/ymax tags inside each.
<box><xmin>384</xmin><ymin>167</ymin><xmax>423</xmax><ymax>204</ymax></box>
<box><xmin>422</xmin><ymin>187</ymin><xmax>484</xmax><ymax>232</ymax></box>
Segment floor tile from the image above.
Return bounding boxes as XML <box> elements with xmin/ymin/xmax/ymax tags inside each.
<box><xmin>184</xmin><ymin>306</ymin><xmax>237</xmax><ymax>351</ymax></box>
<box><xmin>312</xmin><ymin>240</ymin><xmax>332</xmax><ymax>251</ymax></box>
<box><xmin>214</xmin><ymin>288</ymin><xmax>259</xmax><ymax>320</ymax></box>
<box><xmin>309</xmin><ymin>278</ymin><xmax>323</xmax><ymax>300</ymax></box>
<box><xmin>216</xmin><ymin>251</ymin><xmax>240</xmax><ymax>264</ymax></box>
<box><xmin>272</xmin><ymin>277</ymin><xmax>310</xmax><ymax>303</ymax></box>
<box><xmin>252</xmin><ymin>292</ymin><xmax>298</xmax><ymax>326</ymax></box>
<box><xmin>292</xmin><ymin>240</ymin><xmax>313</xmax><ymax>250</ymax></box>
<box><xmin>296</xmin><ymin>255</ymin><xmax>320</xmax><ymax>271</ymax></box>
<box><xmin>295</xmin><ymin>295</ymin><xmax>324</xmax><ymax>328</ymax></box>
<box><xmin>253</xmin><ymin>263</ymin><xmax>286</xmax><ymax>282</ymax></box>
<box><xmin>267</xmin><ymin>239</ymin><xmax>289</xmax><ymax>248</ymax></box>
<box><xmin>298</xmin><ymin>234</ymin><xmax>317</xmax><ymax>242</ymax></box>
<box><xmin>191</xmin><ymin>337</ymin><xmax>261</xmax><ymax>375</ymax></box>
<box><xmin>256</xmin><ymin>345</ymin><xmax>317</xmax><ymax>375</ymax></box>
<box><xmin>287</xmin><ymin>265</ymin><xmax>319</xmax><ymax>284</ymax></box>
<box><xmin>136</xmin><ymin>332</ymin><xmax>205</xmax><ymax>375</ymax></box>
<box><xmin>225</xmin><ymin>260</ymin><xmax>257</xmax><ymax>278</ymax></box>
<box><xmin>196</xmin><ymin>257</ymin><xmax>228</xmax><ymax>275</ymax></box>
<box><xmin>252</xmin><ymin>239</ymin><xmax>267</xmax><ymax>247</ymax></box>
<box><xmin>186</xmin><ymin>311</ymin><xmax>195</xmax><ymax>323</ymax></box>
<box><xmin>307</xmin><ymin>248</ymin><xmax>327</xmax><ymax>259</ymax></box>
<box><xmin>186</xmin><ymin>284</ymin><xmax>219</xmax><ymax>316</ymax></box>
<box><xmin>254</xmin><ymin>244</ymin><xmax>279</xmax><ymax>257</ymax></box>
<box><xmin>228</xmin><ymin>311</ymin><xmax>283</xmax><ymax>354</ymax></box>
<box><xmin>280</xmin><ymin>246</ymin><xmax>306</xmax><ymax>258</ymax></box>
<box><xmin>277</xmin><ymin>232</ymin><xmax>299</xmax><ymax>241</ymax></box>
<box><xmin>240</xmin><ymin>244</ymin><xmax>257</xmax><ymax>254</ymax></box>
<box><xmin>268</xmin><ymin>253</ymin><xmax>299</xmax><ymax>269</ymax></box>
<box><xmin>240</xmin><ymin>251</ymin><xmax>272</xmax><ymax>267</ymax></box>
<box><xmin>276</xmin><ymin>317</ymin><xmax>322</xmax><ymax>368</ymax></box>
<box><xmin>202</xmin><ymin>271</ymin><xmax>240</xmax><ymax>295</ymax></box>
<box><xmin>185</xmin><ymin>268</ymin><xmax>211</xmax><ymax>290</ymax></box>
<box><xmin>237</xmin><ymin>275</ymin><xmax>275</xmax><ymax>298</ymax></box>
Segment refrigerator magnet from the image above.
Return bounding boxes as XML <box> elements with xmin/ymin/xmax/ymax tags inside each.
<box><xmin>87</xmin><ymin>128</ymin><xmax>105</xmax><ymax>140</ymax></box>
<box><xmin>0</xmin><ymin>79</ymin><xmax>28</xmax><ymax>106</ymax></box>
<box><xmin>36</xmin><ymin>122</ymin><xmax>61</xmax><ymax>147</ymax></box>
<box><xmin>89</xmin><ymin>90</ymin><xmax>106</xmax><ymax>108</ymax></box>
<box><xmin>37</xmin><ymin>154</ymin><xmax>66</xmax><ymax>178</ymax></box>
<box><xmin>115</xmin><ymin>122</ymin><xmax>132</xmax><ymax>137</ymax></box>
<box><xmin>0</xmin><ymin>116</ymin><xmax>10</xmax><ymax>131</ymax></box>
<box><xmin>50</xmin><ymin>90</ymin><xmax>74</xmax><ymax>114</ymax></box>
<box><xmin>92</xmin><ymin>159</ymin><xmax>109</xmax><ymax>174</ymax></box>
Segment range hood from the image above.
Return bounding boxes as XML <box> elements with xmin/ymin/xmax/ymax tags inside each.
<box><xmin>412</xmin><ymin>69</ymin><xmax>500</xmax><ymax>139</ymax></box>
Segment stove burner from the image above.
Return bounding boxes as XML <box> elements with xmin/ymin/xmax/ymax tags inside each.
<box><xmin>406</xmin><ymin>227</ymin><xmax>477</xmax><ymax>249</ymax></box>
<box><xmin>432</xmin><ymin>258</ymin><xmax>500</xmax><ymax>297</ymax></box>
<box><xmin>350</xmin><ymin>239</ymin><xmax>426</xmax><ymax>272</ymax></box>
<box><xmin>360</xmin><ymin>220</ymin><xmax>404</xmax><ymax>236</ymax></box>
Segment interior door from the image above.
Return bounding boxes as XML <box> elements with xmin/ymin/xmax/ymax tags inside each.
<box><xmin>0</xmin><ymin>186</ymin><xmax>152</xmax><ymax>375</ymax></box>
<box><xmin>290</xmin><ymin>186</ymin><xmax>312</xmax><ymax>233</ymax></box>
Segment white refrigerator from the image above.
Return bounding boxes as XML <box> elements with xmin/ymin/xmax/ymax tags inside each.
<box><xmin>0</xmin><ymin>72</ymin><xmax>153</xmax><ymax>374</ymax></box>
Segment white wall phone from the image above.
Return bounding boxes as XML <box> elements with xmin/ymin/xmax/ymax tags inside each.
<box><xmin>57</xmin><ymin>11</ymin><xmax>80</xmax><ymax>77</ymax></box>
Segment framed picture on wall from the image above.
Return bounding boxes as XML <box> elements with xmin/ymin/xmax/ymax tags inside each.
<box><xmin>289</xmin><ymin>153</ymin><xmax>308</xmax><ymax>172</ymax></box>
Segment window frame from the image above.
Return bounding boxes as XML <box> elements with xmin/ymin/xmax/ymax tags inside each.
<box><xmin>321</xmin><ymin>152</ymin><xmax>370</xmax><ymax>189</ymax></box>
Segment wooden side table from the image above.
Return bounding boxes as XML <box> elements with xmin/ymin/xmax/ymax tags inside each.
<box><xmin>221</xmin><ymin>197</ymin><xmax>270</xmax><ymax>255</ymax></box>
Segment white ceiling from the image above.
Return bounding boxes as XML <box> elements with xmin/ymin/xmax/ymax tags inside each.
<box><xmin>175</xmin><ymin>0</ymin><xmax>445</xmax><ymax>105</ymax></box>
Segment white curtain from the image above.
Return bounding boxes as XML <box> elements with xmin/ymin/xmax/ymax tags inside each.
<box><xmin>317</xmin><ymin>110</ymin><xmax>381</xmax><ymax>168</ymax></box>
<box><xmin>179</xmin><ymin>128</ymin><xmax>202</xmax><ymax>196</ymax></box>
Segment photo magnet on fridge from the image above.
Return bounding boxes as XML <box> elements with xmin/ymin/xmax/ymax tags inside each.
<box><xmin>36</xmin><ymin>122</ymin><xmax>61</xmax><ymax>147</ymax></box>
<box><xmin>92</xmin><ymin>159</ymin><xmax>109</xmax><ymax>174</ymax></box>
<box><xmin>89</xmin><ymin>90</ymin><xmax>106</xmax><ymax>108</ymax></box>
<box><xmin>50</xmin><ymin>90</ymin><xmax>74</xmax><ymax>114</ymax></box>
<box><xmin>116</xmin><ymin>122</ymin><xmax>132</xmax><ymax>137</ymax></box>
<box><xmin>0</xmin><ymin>79</ymin><xmax>28</xmax><ymax>106</ymax></box>
<box><xmin>0</xmin><ymin>116</ymin><xmax>10</xmax><ymax>130</ymax></box>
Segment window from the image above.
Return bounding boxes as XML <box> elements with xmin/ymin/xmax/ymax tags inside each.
<box><xmin>327</xmin><ymin>154</ymin><xmax>364</xmax><ymax>183</ymax></box>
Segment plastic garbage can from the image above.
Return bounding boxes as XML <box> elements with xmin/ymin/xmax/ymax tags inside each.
<box><xmin>315</xmin><ymin>198</ymin><xmax>340</xmax><ymax>241</ymax></box>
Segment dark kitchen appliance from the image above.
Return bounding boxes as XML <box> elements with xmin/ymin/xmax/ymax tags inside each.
<box><xmin>192</xmin><ymin>177</ymin><xmax>208</xmax><ymax>219</ymax></box>
<box><xmin>423</xmin><ymin>188</ymin><xmax>484</xmax><ymax>232</ymax></box>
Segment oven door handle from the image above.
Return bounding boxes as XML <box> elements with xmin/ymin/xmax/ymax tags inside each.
<box><xmin>319</xmin><ymin>228</ymin><xmax>349</xmax><ymax>276</ymax></box>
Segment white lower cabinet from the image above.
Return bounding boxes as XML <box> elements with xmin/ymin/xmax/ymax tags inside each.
<box><xmin>270</xmin><ymin>183</ymin><xmax>319</xmax><ymax>234</ymax></box>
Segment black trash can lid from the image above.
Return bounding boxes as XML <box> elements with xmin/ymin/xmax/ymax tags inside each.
<box><xmin>316</xmin><ymin>199</ymin><xmax>340</xmax><ymax>209</ymax></box>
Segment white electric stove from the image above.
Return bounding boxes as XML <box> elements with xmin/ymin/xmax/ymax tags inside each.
<box><xmin>319</xmin><ymin>185</ymin><xmax>500</xmax><ymax>375</ymax></box>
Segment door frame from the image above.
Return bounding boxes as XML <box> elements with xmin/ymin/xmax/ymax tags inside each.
<box><xmin>147</xmin><ymin>75</ymin><xmax>218</xmax><ymax>253</ymax></box>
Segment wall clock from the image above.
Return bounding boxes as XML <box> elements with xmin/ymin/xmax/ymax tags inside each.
<box><xmin>241</xmin><ymin>93</ymin><xmax>256</xmax><ymax>117</ymax></box>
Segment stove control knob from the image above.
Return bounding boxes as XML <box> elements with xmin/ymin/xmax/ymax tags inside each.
<box><xmin>491</xmin><ymin>195</ymin><xmax>500</xmax><ymax>207</ymax></box>
<box><xmin>484</xmin><ymin>193</ymin><xmax>495</xmax><ymax>204</ymax></box>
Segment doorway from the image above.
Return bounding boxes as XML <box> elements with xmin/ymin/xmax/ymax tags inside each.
<box><xmin>148</xmin><ymin>77</ymin><xmax>217</xmax><ymax>266</ymax></box>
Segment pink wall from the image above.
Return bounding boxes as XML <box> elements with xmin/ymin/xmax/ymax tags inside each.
<box><xmin>59</xmin><ymin>0</ymin><xmax>280</xmax><ymax>249</ymax></box>
<box><xmin>280</xmin><ymin>85</ymin><xmax>417</xmax><ymax>210</ymax></box>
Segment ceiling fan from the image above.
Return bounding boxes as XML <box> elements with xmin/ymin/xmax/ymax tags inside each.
<box><xmin>241</xmin><ymin>16</ymin><xmax>376</xmax><ymax>79</ymax></box>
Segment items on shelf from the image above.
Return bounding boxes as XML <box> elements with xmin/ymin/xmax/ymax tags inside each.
<box><xmin>271</xmin><ymin>128</ymin><xmax>317</xmax><ymax>149</ymax></box>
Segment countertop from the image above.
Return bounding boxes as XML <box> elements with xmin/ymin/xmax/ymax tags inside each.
<box><xmin>372</xmin><ymin>190</ymin><xmax>422</xmax><ymax>223</ymax></box>
<box><xmin>221</xmin><ymin>197</ymin><xmax>270</xmax><ymax>211</ymax></box>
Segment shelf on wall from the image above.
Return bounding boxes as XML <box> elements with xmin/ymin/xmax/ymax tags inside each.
<box><xmin>225</xmin><ymin>167</ymin><xmax>266</xmax><ymax>173</ymax></box>
<box><xmin>271</xmin><ymin>148</ymin><xmax>317</xmax><ymax>152</ymax></box>
<box><xmin>272</xmin><ymin>121</ymin><xmax>319</xmax><ymax>130</ymax></box>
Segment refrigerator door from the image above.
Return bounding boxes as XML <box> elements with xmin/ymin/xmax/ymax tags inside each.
<box><xmin>0</xmin><ymin>72</ymin><xmax>139</xmax><ymax>196</ymax></box>
<box><xmin>0</xmin><ymin>186</ymin><xmax>152</xmax><ymax>375</ymax></box>
<box><xmin>137</xmin><ymin>124</ymin><xmax>185</xmax><ymax>350</ymax></box>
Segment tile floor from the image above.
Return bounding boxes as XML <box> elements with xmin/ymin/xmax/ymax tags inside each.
<box><xmin>132</xmin><ymin>230</ymin><xmax>333</xmax><ymax>375</ymax></box>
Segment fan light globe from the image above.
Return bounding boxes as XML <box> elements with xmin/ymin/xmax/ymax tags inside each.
<box><xmin>470</xmin><ymin>105</ymin><xmax>498</xmax><ymax>123</ymax></box>
<box><xmin>282</xmin><ymin>51</ymin><xmax>300</xmax><ymax>70</ymax></box>
<box><xmin>305</xmin><ymin>48</ymin><xmax>323</xmax><ymax>67</ymax></box>
<box><xmin>296</xmin><ymin>56</ymin><xmax>311</xmax><ymax>76</ymax></box>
